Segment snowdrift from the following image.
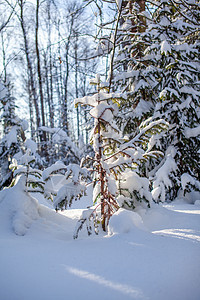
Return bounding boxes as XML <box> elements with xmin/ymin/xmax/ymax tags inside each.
<box><xmin>0</xmin><ymin>185</ymin><xmax>200</xmax><ymax>300</ymax></box>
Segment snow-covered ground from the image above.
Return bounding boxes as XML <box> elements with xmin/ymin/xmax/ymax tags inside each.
<box><xmin>0</xmin><ymin>184</ymin><xmax>200</xmax><ymax>300</ymax></box>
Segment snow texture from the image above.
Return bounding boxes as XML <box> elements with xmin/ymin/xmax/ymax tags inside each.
<box><xmin>5</xmin><ymin>126</ymin><xmax>18</xmax><ymax>148</ymax></box>
<box><xmin>160</xmin><ymin>40</ymin><xmax>171</xmax><ymax>55</ymax></box>
<box><xmin>108</xmin><ymin>208</ymin><xmax>145</xmax><ymax>235</ymax></box>
<box><xmin>0</xmin><ymin>178</ymin><xmax>39</xmax><ymax>235</ymax></box>
<box><xmin>42</xmin><ymin>161</ymin><xmax>67</xmax><ymax>180</ymax></box>
<box><xmin>119</xmin><ymin>170</ymin><xmax>152</xmax><ymax>204</ymax></box>
<box><xmin>152</xmin><ymin>150</ymin><xmax>177</xmax><ymax>202</ymax></box>
<box><xmin>25</xmin><ymin>139</ymin><xmax>37</xmax><ymax>154</ymax></box>
<box><xmin>184</xmin><ymin>125</ymin><xmax>200</xmax><ymax>138</ymax></box>
<box><xmin>75</xmin><ymin>91</ymin><xmax>126</xmax><ymax>108</ymax></box>
<box><xmin>0</xmin><ymin>180</ymin><xmax>200</xmax><ymax>300</ymax></box>
<box><xmin>53</xmin><ymin>182</ymin><xmax>85</xmax><ymax>208</ymax></box>
<box><xmin>0</xmin><ymin>186</ymin><xmax>200</xmax><ymax>300</ymax></box>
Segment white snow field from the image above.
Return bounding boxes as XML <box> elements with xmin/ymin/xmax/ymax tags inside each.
<box><xmin>0</xmin><ymin>183</ymin><xmax>200</xmax><ymax>300</ymax></box>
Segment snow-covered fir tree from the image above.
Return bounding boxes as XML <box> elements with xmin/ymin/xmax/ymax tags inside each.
<box><xmin>145</xmin><ymin>0</ymin><xmax>200</xmax><ymax>201</ymax></box>
<box><xmin>0</xmin><ymin>81</ymin><xmax>28</xmax><ymax>189</ymax></box>
<box><xmin>104</xmin><ymin>1</ymin><xmax>165</xmax><ymax>182</ymax></box>
<box><xmin>94</xmin><ymin>0</ymin><xmax>200</xmax><ymax>203</ymax></box>
<box><xmin>112</xmin><ymin>0</ymin><xmax>156</xmax><ymax>137</ymax></box>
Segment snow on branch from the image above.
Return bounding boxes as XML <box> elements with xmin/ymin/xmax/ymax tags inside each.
<box><xmin>74</xmin><ymin>91</ymin><xmax>126</xmax><ymax>108</ymax></box>
<box><xmin>184</xmin><ymin>125</ymin><xmax>200</xmax><ymax>138</ymax></box>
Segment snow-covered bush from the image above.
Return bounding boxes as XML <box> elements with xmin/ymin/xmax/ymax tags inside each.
<box><xmin>73</xmin><ymin>207</ymin><xmax>99</xmax><ymax>239</ymax></box>
<box><xmin>10</xmin><ymin>150</ymin><xmax>44</xmax><ymax>194</ymax></box>
<box><xmin>151</xmin><ymin>148</ymin><xmax>178</xmax><ymax>203</ymax></box>
<box><xmin>117</xmin><ymin>170</ymin><xmax>152</xmax><ymax>209</ymax></box>
<box><xmin>39</xmin><ymin>126</ymin><xmax>86</xmax><ymax>166</ymax></box>
<box><xmin>4</xmin><ymin>149</ymin><xmax>43</xmax><ymax>236</ymax></box>
<box><xmin>42</xmin><ymin>161</ymin><xmax>89</xmax><ymax>210</ymax></box>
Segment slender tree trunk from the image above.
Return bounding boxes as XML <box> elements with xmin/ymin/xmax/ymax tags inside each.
<box><xmin>63</xmin><ymin>42</ymin><xmax>70</xmax><ymax>134</ymax></box>
<box><xmin>44</xmin><ymin>52</ymin><xmax>51</xmax><ymax>127</ymax></box>
<box><xmin>63</xmin><ymin>17</ymin><xmax>74</xmax><ymax>134</ymax></box>
<box><xmin>108</xmin><ymin>6</ymin><xmax>122</xmax><ymax>91</ymax></box>
<box><xmin>1</xmin><ymin>32</ymin><xmax>7</xmax><ymax>83</ymax></box>
<box><xmin>35</xmin><ymin>0</ymin><xmax>46</xmax><ymax>146</ymax></box>
<box><xmin>35</xmin><ymin>0</ymin><xmax>45</xmax><ymax>128</ymax></box>
<box><xmin>57</xmin><ymin>21</ymin><xmax>64</xmax><ymax>128</ymax></box>
<box><xmin>27</xmin><ymin>79</ymin><xmax>34</xmax><ymax>139</ymax></box>
<box><xmin>47</xmin><ymin>1</ymin><xmax>54</xmax><ymax>128</ymax></box>
<box><xmin>54</xmin><ymin>54</ymin><xmax>62</xmax><ymax>123</ymax></box>
<box><xmin>74</xmin><ymin>31</ymin><xmax>80</xmax><ymax>139</ymax></box>
<box><xmin>19</xmin><ymin>0</ymin><xmax>41</xmax><ymax>141</ymax></box>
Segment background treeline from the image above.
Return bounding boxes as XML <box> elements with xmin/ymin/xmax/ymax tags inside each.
<box><xmin>0</xmin><ymin>0</ymin><xmax>98</xmax><ymax>148</ymax></box>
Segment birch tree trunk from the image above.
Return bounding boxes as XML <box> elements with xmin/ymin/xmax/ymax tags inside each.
<box><xmin>35</xmin><ymin>0</ymin><xmax>46</xmax><ymax>146</ymax></box>
<box><xmin>74</xmin><ymin>31</ymin><xmax>80</xmax><ymax>139</ymax></box>
<box><xmin>19</xmin><ymin>0</ymin><xmax>41</xmax><ymax>141</ymax></box>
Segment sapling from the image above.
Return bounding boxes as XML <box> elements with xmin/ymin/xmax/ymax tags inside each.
<box><xmin>74</xmin><ymin>74</ymin><xmax>168</xmax><ymax>237</ymax></box>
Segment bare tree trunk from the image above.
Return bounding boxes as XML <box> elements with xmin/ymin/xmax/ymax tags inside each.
<box><xmin>47</xmin><ymin>1</ymin><xmax>54</xmax><ymax>128</ymax></box>
<box><xmin>19</xmin><ymin>0</ymin><xmax>41</xmax><ymax>141</ymax></box>
<box><xmin>35</xmin><ymin>0</ymin><xmax>46</xmax><ymax>145</ymax></box>
<box><xmin>27</xmin><ymin>79</ymin><xmax>34</xmax><ymax>139</ymax></box>
<box><xmin>1</xmin><ymin>32</ymin><xmax>7</xmax><ymax>83</ymax></box>
<box><xmin>63</xmin><ymin>16</ymin><xmax>74</xmax><ymax>134</ymax></box>
<box><xmin>54</xmin><ymin>54</ymin><xmax>62</xmax><ymax>123</ymax></box>
<box><xmin>63</xmin><ymin>41</ymin><xmax>70</xmax><ymax>134</ymax></box>
<box><xmin>57</xmin><ymin>20</ymin><xmax>64</xmax><ymax>128</ymax></box>
<box><xmin>108</xmin><ymin>6</ymin><xmax>122</xmax><ymax>91</ymax></box>
<box><xmin>74</xmin><ymin>31</ymin><xmax>80</xmax><ymax>139</ymax></box>
<box><xmin>43</xmin><ymin>52</ymin><xmax>51</xmax><ymax>127</ymax></box>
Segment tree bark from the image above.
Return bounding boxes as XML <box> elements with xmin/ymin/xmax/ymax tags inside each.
<box><xmin>47</xmin><ymin>1</ymin><xmax>54</xmax><ymax>128</ymax></box>
<box><xmin>74</xmin><ymin>31</ymin><xmax>80</xmax><ymax>139</ymax></box>
<box><xmin>35</xmin><ymin>0</ymin><xmax>46</xmax><ymax>145</ymax></box>
<box><xmin>19</xmin><ymin>0</ymin><xmax>41</xmax><ymax>140</ymax></box>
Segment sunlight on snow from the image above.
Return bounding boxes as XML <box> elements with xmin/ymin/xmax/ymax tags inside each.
<box><xmin>65</xmin><ymin>266</ymin><xmax>147</xmax><ymax>299</ymax></box>
<box><xmin>164</xmin><ymin>205</ymin><xmax>200</xmax><ymax>215</ymax></box>
<box><xmin>152</xmin><ymin>229</ymin><xmax>200</xmax><ymax>242</ymax></box>
<box><xmin>172</xmin><ymin>209</ymin><xmax>200</xmax><ymax>215</ymax></box>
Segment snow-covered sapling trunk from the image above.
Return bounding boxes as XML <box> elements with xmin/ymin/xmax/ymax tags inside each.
<box><xmin>75</xmin><ymin>75</ymin><xmax>122</xmax><ymax>232</ymax></box>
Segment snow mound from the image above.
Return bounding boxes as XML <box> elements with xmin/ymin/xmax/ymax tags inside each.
<box><xmin>194</xmin><ymin>200</ymin><xmax>200</xmax><ymax>206</ymax></box>
<box><xmin>0</xmin><ymin>180</ymin><xmax>39</xmax><ymax>236</ymax></box>
<box><xmin>108</xmin><ymin>208</ymin><xmax>145</xmax><ymax>235</ymax></box>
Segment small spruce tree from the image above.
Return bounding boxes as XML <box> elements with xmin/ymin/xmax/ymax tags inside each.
<box><xmin>74</xmin><ymin>74</ymin><xmax>167</xmax><ymax>237</ymax></box>
<box><xmin>0</xmin><ymin>81</ymin><xmax>28</xmax><ymax>189</ymax></box>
